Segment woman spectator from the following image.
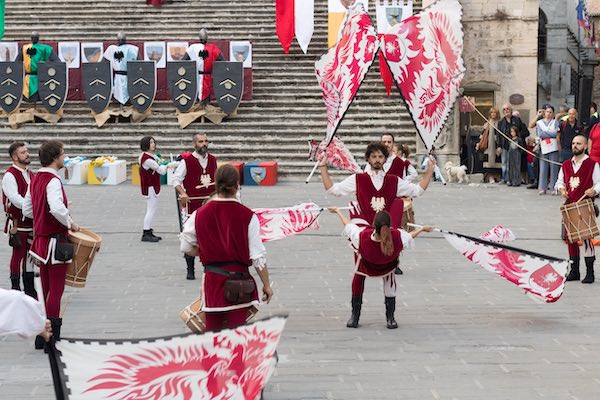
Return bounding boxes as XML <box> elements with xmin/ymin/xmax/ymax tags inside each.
<box><xmin>476</xmin><ymin>108</ymin><xmax>501</xmax><ymax>183</ymax></box>
<box><xmin>536</xmin><ymin>105</ymin><xmax>560</xmax><ymax>195</ymax></box>
<box><xmin>506</xmin><ymin>126</ymin><xmax>524</xmax><ymax>186</ymax></box>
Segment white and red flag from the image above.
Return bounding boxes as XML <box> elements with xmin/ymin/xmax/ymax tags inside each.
<box><xmin>276</xmin><ymin>0</ymin><xmax>314</xmax><ymax>54</ymax></box>
<box><xmin>308</xmin><ymin>136</ymin><xmax>362</xmax><ymax>173</ymax></box>
<box><xmin>442</xmin><ymin>230</ymin><xmax>569</xmax><ymax>303</ymax></box>
<box><xmin>48</xmin><ymin>316</ymin><xmax>287</xmax><ymax>400</ymax></box>
<box><xmin>253</xmin><ymin>202</ymin><xmax>322</xmax><ymax>242</ymax></box>
<box><xmin>479</xmin><ymin>225</ymin><xmax>516</xmax><ymax>243</ymax></box>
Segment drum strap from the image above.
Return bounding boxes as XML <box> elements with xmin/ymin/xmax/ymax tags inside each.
<box><xmin>204</xmin><ymin>263</ymin><xmax>250</xmax><ymax>278</ymax></box>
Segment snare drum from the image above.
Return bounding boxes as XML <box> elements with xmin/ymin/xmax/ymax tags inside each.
<box><xmin>65</xmin><ymin>228</ymin><xmax>102</xmax><ymax>288</ymax></box>
<box><xmin>180</xmin><ymin>297</ymin><xmax>258</xmax><ymax>333</ymax></box>
<box><xmin>560</xmin><ymin>199</ymin><xmax>599</xmax><ymax>243</ymax></box>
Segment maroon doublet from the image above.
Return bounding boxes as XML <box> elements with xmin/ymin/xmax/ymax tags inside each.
<box><xmin>387</xmin><ymin>157</ymin><xmax>411</xmax><ymax>179</ymax></box>
<box><xmin>139</xmin><ymin>152</ymin><xmax>161</xmax><ymax>196</ymax></box>
<box><xmin>563</xmin><ymin>157</ymin><xmax>596</xmax><ymax>205</ymax></box>
<box><xmin>29</xmin><ymin>171</ymin><xmax>69</xmax><ymax>318</ymax></box>
<box><xmin>356</xmin><ymin>228</ymin><xmax>403</xmax><ymax>277</ymax></box>
<box><xmin>196</xmin><ymin>200</ymin><xmax>259</xmax><ymax>313</ymax></box>
<box><xmin>355</xmin><ymin>173</ymin><xmax>398</xmax><ymax>225</ymax></box>
<box><xmin>183</xmin><ymin>153</ymin><xmax>217</xmax><ymax>214</ymax></box>
<box><xmin>3</xmin><ymin>167</ymin><xmax>34</xmax><ymax>276</ymax></box>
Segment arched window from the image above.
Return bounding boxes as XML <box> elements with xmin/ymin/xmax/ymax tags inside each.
<box><xmin>538</xmin><ymin>9</ymin><xmax>548</xmax><ymax>62</ymax></box>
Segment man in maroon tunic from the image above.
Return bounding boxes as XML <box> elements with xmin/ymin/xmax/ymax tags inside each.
<box><xmin>173</xmin><ymin>133</ymin><xmax>218</xmax><ymax>280</ymax></box>
<box><xmin>556</xmin><ymin>135</ymin><xmax>600</xmax><ymax>283</ymax></box>
<box><xmin>2</xmin><ymin>142</ymin><xmax>36</xmax><ymax>296</ymax></box>
<box><xmin>179</xmin><ymin>165</ymin><xmax>273</xmax><ymax>331</ymax></box>
<box><xmin>320</xmin><ymin>142</ymin><xmax>436</xmax><ymax>327</ymax></box>
<box><xmin>22</xmin><ymin>140</ymin><xmax>81</xmax><ymax>349</ymax></box>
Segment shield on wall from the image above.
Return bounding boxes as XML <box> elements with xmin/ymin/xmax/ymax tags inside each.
<box><xmin>38</xmin><ymin>62</ymin><xmax>68</xmax><ymax>114</ymax></box>
<box><xmin>0</xmin><ymin>62</ymin><xmax>23</xmax><ymax>113</ymax></box>
<box><xmin>213</xmin><ymin>61</ymin><xmax>243</xmax><ymax>114</ymax></box>
<box><xmin>167</xmin><ymin>60</ymin><xmax>197</xmax><ymax>113</ymax></box>
<box><xmin>127</xmin><ymin>61</ymin><xmax>156</xmax><ymax>113</ymax></box>
<box><xmin>82</xmin><ymin>62</ymin><xmax>112</xmax><ymax>114</ymax></box>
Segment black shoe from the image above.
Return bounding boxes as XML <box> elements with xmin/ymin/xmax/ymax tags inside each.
<box><xmin>394</xmin><ymin>267</ymin><xmax>403</xmax><ymax>275</ymax></box>
<box><xmin>141</xmin><ymin>230</ymin><xmax>160</xmax><ymax>242</ymax></box>
<box><xmin>582</xmin><ymin>257</ymin><xmax>595</xmax><ymax>284</ymax></box>
<box><xmin>566</xmin><ymin>257</ymin><xmax>580</xmax><ymax>281</ymax></box>
<box><xmin>34</xmin><ymin>335</ymin><xmax>45</xmax><ymax>350</ymax></box>
<box><xmin>526</xmin><ymin>182</ymin><xmax>538</xmax><ymax>189</ymax></box>
<box><xmin>45</xmin><ymin>317</ymin><xmax>62</xmax><ymax>353</ymax></box>
<box><xmin>10</xmin><ymin>274</ymin><xmax>20</xmax><ymax>291</ymax></box>
<box><xmin>185</xmin><ymin>255</ymin><xmax>195</xmax><ymax>280</ymax></box>
<box><xmin>385</xmin><ymin>297</ymin><xmax>398</xmax><ymax>329</ymax></box>
<box><xmin>149</xmin><ymin>229</ymin><xmax>162</xmax><ymax>240</ymax></box>
<box><xmin>346</xmin><ymin>296</ymin><xmax>362</xmax><ymax>328</ymax></box>
<box><xmin>22</xmin><ymin>272</ymin><xmax>37</xmax><ymax>299</ymax></box>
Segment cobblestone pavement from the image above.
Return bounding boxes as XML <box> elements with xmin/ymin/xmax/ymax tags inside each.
<box><xmin>1</xmin><ymin>180</ymin><xmax>599</xmax><ymax>400</ymax></box>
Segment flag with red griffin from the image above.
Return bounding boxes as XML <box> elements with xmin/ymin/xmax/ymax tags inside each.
<box><xmin>308</xmin><ymin>136</ymin><xmax>362</xmax><ymax>173</ymax></box>
<box><xmin>253</xmin><ymin>202</ymin><xmax>323</xmax><ymax>242</ymax></box>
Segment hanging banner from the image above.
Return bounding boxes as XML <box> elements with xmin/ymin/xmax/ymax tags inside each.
<box><xmin>230</xmin><ymin>40</ymin><xmax>252</xmax><ymax>68</ymax></box>
<box><xmin>295</xmin><ymin>0</ymin><xmax>314</xmax><ymax>53</ymax></box>
<box><xmin>58</xmin><ymin>42</ymin><xmax>80</xmax><ymax>69</ymax></box>
<box><xmin>276</xmin><ymin>0</ymin><xmax>295</xmax><ymax>54</ymax></box>
<box><xmin>0</xmin><ymin>41</ymin><xmax>18</xmax><ymax>61</ymax></box>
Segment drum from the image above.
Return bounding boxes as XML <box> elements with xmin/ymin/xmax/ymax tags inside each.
<box><xmin>560</xmin><ymin>199</ymin><xmax>599</xmax><ymax>243</ymax></box>
<box><xmin>65</xmin><ymin>228</ymin><xmax>102</xmax><ymax>288</ymax></box>
<box><xmin>401</xmin><ymin>199</ymin><xmax>415</xmax><ymax>232</ymax></box>
<box><xmin>179</xmin><ymin>297</ymin><xmax>258</xmax><ymax>333</ymax></box>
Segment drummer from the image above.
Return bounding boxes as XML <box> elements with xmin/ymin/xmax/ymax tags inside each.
<box><xmin>556</xmin><ymin>135</ymin><xmax>600</xmax><ymax>284</ymax></box>
<box><xmin>22</xmin><ymin>140</ymin><xmax>81</xmax><ymax>349</ymax></box>
<box><xmin>172</xmin><ymin>133</ymin><xmax>218</xmax><ymax>280</ymax></box>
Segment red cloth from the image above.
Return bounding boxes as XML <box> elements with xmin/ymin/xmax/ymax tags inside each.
<box><xmin>2</xmin><ymin>166</ymin><xmax>34</xmax><ymax>231</ymax></box>
<box><xmin>182</xmin><ymin>153</ymin><xmax>217</xmax><ymax>213</ymax></box>
<box><xmin>356</xmin><ymin>227</ymin><xmax>402</xmax><ymax>277</ymax></box>
<box><xmin>562</xmin><ymin>157</ymin><xmax>596</xmax><ymax>203</ymax></box>
<box><xmin>199</xmin><ymin>43</ymin><xmax>222</xmax><ymax>101</ymax></box>
<box><xmin>40</xmin><ymin>263</ymin><xmax>68</xmax><ymax>318</ymax></box>
<box><xmin>204</xmin><ymin>308</ymin><xmax>248</xmax><ymax>331</ymax></box>
<box><xmin>387</xmin><ymin>157</ymin><xmax>410</xmax><ymax>178</ymax></box>
<box><xmin>378</xmin><ymin>48</ymin><xmax>394</xmax><ymax>96</ymax></box>
<box><xmin>146</xmin><ymin>0</ymin><xmax>165</xmax><ymax>7</ymax></box>
<box><xmin>9</xmin><ymin>231</ymin><xmax>31</xmax><ymax>275</ymax></box>
<box><xmin>196</xmin><ymin>200</ymin><xmax>259</xmax><ymax>311</ymax></box>
<box><xmin>139</xmin><ymin>153</ymin><xmax>161</xmax><ymax>196</ymax></box>
<box><xmin>276</xmin><ymin>0</ymin><xmax>295</xmax><ymax>54</ymax></box>
<box><xmin>589</xmin><ymin>124</ymin><xmax>600</xmax><ymax>164</ymax></box>
<box><xmin>355</xmin><ymin>173</ymin><xmax>398</xmax><ymax>224</ymax></box>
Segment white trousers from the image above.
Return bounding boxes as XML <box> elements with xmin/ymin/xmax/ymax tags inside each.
<box><xmin>382</xmin><ymin>272</ymin><xmax>397</xmax><ymax>297</ymax></box>
<box><xmin>143</xmin><ymin>187</ymin><xmax>159</xmax><ymax>230</ymax></box>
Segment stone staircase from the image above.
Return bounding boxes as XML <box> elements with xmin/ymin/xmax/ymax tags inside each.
<box><xmin>0</xmin><ymin>0</ymin><xmax>422</xmax><ymax>179</ymax></box>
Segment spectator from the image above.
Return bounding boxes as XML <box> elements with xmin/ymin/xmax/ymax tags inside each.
<box><xmin>512</xmin><ymin>110</ymin><xmax>531</xmax><ymax>184</ymax></box>
<box><xmin>497</xmin><ymin>104</ymin><xmax>528</xmax><ymax>184</ymax></box>
<box><xmin>525</xmin><ymin>136</ymin><xmax>537</xmax><ymax>186</ymax></box>
<box><xmin>557</xmin><ymin>108</ymin><xmax>581</xmax><ymax>162</ymax></box>
<box><xmin>536</xmin><ymin>105</ymin><xmax>560</xmax><ymax>195</ymax></box>
<box><xmin>506</xmin><ymin>126</ymin><xmax>524</xmax><ymax>186</ymax></box>
<box><xmin>476</xmin><ymin>108</ymin><xmax>501</xmax><ymax>183</ymax></box>
<box><xmin>586</xmin><ymin>102</ymin><xmax>599</xmax><ymax>137</ymax></box>
<box><xmin>587</xmin><ymin>122</ymin><xmax>600</xmax><ymax>164</ymax></box>
<box><xmin>556</xmin><ymin>104</ymin><xmax>569</xmax><ymax>121</ymax></box>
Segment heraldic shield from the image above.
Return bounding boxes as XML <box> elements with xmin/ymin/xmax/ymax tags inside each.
<box><xmin>83</xmin><ymin>62</ymin><xmax>112</xmax><ymax>114</ymax></box>
<box><xmin>167</xmin><ymin>60</ymin><xmax>197</xmax><ymax>113</ymax></box>
<box><xmin>0</xmin><ymin>62</ymin><xmax>24</xmax><ymax>113</ymax></box>
<box><xmin>38</xmin><ymin>62</ymin><xmax>68</xmax><ymax>114</ymax></box>
<box><xmin>127</xmin><ymin>61</ymin><xmax>156</xmax><ymax>113</ymax></box>
<box><xmin>213</xmin><ymin>61</ymin><xmax>243</xmax><ymax>114</ymax></box>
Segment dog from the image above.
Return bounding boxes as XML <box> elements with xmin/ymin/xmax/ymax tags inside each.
<box><xmin>443</xmin><ymin>161</ymin><xmax>469</xmax><ymax>183</ymax></box>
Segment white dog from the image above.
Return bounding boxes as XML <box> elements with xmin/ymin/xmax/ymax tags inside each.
<box><xmin>444</xmin><ymin>161</ymin><xmax>469</xmax><ymax>183</ymax></box>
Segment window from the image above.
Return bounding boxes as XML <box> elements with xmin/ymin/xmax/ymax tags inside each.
<box><xmin>462</xmin><ymin>91</ymin><xmax>495</xmax><ymax>126</ymax></box>
<box><xmin>538</xmin><ymin>9</ymin><xmax>547</xmax><ymax>62</ymax></box>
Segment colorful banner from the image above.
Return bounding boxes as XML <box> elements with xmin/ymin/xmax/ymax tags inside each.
<box><xmin>276</xmin><ymin>0</ymin><xmax>295</xmax><ymax>54</ymax></box>
<box><xmin>254</xmin><ymin>202</ymin><xmax>322</xmax><ymax>242</ymax></box>
<box><xmin>308</xmin><ymin>136</ymin><xmax>361</xmax><ymax>173</ymax></box>
<box><xmin>443</xmin><ymin>230</ymin><xmax>569</xmax><ymax>303</ymax></box>
<box><xmin>295</xmin><ymin>0</ymin><xmax>314</xmax><ymax>53</ymax></box>
<box><xmin>50</xmin><ymin>316</ymin><xmax>287</xmax><ymax>400</ymax></box>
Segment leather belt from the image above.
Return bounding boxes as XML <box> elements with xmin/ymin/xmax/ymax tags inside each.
<box><xmin>204</xmin><ymin>263</ymin><xmax>250</xmax><ymax>278</ymax></box>
<box><xmin>114</xmin><ymin>70</ymin><xmax>127</xmax><ymax>75</ymax></box>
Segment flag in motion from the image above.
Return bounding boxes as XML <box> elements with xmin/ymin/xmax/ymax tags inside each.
<box><xmin>254</xmin><ymin>202</ymin><xmax>322</xmax><ymax>242</ymax></box>
<box><xmin>443</xmin><ymin>230</ymin><xmax>569</xmax><ymax>303</ymax></box>
<box><xmin>308</xmin><ymin>136</ymin><xmax>362</xmax><ymax>173</ymax></box>
<box><xmin>49</xmin><ymin>316</ymin><xmax>287</xmax><ymax>400</ymax></box>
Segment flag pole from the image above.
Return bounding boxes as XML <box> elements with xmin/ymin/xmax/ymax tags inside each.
<box><xmin>305</xmin><ymin>160</ymin><xmax>320</xmax><ymax>184</ymax></box>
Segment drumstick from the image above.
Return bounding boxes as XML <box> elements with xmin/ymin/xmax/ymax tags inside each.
<box><xmin>577</xmin><ymin>194</ymin><xmax>589</xmax><ymax>203</ymax></box>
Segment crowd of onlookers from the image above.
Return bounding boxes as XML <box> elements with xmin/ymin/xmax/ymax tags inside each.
<box><xmin>476</xmin><ymin>101</ymin><xmax>600</xmax><ymax>194</ymax></box>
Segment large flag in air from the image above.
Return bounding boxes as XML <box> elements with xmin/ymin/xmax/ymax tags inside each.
<box><xmin>49</xmin><ymin>316</ymin><xmax>287</xmax><ymax>400</ymax></box>
<box><xmin>443</xmin><ymin>230</ymin><xmax>569</xmax><ymax>303</ymax></box>
<box><xmin>308</xmin><ymin>136</ymin><xmax>361</xmax><ymax>173</ymax></box>
<box><xmin>254</xmin><ymin>202</ymin><xmax>322</xmax><ymax>242</ymax></box>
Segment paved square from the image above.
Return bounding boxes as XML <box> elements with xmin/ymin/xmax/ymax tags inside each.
<box><xmin>1</xmin><ymin>180</ymin><xmax>599</xmax><ymax>399</ymax></box>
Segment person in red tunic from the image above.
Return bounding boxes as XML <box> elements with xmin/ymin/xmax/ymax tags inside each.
<box><xmin>138</xmin><ymin>136</ymin><xmax>176</xmax><ymax>243</ymax></box>
<box><xmin>2</xmin><ymin>142</ymin><xmax>36</xmax><ymax>296</ymax></box>
<box><xmin>329</xmin><ymin>208</ymin><xmax>432</xmax><ymax>328</ymax></box>
<box><xmin>173</xmin><ymin>133</ymin><xmax>218</xmax><ymax>280</ymax></box>
<box><xmin>556</xmin><ymin>135</ymin><xmax>600</xmax><ymax>283</ymax></box>
<box><xmin>22</xmin><ymin>140</ymin><xmax>81</xmax><ymax>349</ymax></box>
<box><xmin>179</xmin><ymin>165</ymin><xmax>273</xmax><ymax>331</ymax></box>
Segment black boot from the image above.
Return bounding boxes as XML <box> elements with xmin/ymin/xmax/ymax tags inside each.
<box><xmin>385</xmin><ymin>297</ymin><xmax>398</xmax><ymax>329</ymax></box>
<box><xmin>566</xmin><ymin>256</ymin><xmax>580</xmax><ymax>281</ymax></box>
<box><xmin>45</xmin><ymin>317</ymin><xmax>62</xmax><ymax>353</ymax></box>
<box><xmin>149</xmin><ymin>229</ymin><xmax>162</xmax><ymax>240</ymax></box>
<box><xmin>141</xmin><ymin>229</ymin><xmax>160</xmax><ymax>242</ymax></box>
<box><xmin>582</xmin><ymin>257</ymin><xmax>595</xmax><ymax>284</ymax></box>
<box><xmin>394</xmin><ymin>267</ymin><xmax>403</xmax><ymax>275</ymax></box>
<box><xmin>34</xmin><ymin>335</ymin><xmax>45</xmax><ymax>350</ymax></box>
<box><xmin>10</xmin><ymin>274</ymin><xmax>20</xmax><ymax>290</ymax></box>
<box><xmin>346</xmin><ymin>296</ymin><xmax>362</xmax><ymax>328</ymax></box>
<box><xmin>185</xmin><ymin>255</ymin><xmax>195</xmax><ymax>280</ymax></box>
<box><xmin>22</xmin><ymin>272</ymin><xmax>37</xmax><ymax>299</ymax></box>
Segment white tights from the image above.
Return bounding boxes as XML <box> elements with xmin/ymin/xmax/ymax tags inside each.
<box><xmin>143</xmin><ymin>187</ymin><xmax>159</xmax><ymax>230</ymax></box>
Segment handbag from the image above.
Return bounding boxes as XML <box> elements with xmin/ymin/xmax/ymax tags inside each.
<box><xmin>478</xmin><ymin>125</ymin><xmax>490</xmax><ymax>152</ymax></box>
<box><xmin>52</xmin><ymin>234</ymin><xmax>74</xmax><ymax>262</ymax></box>
<box><xmin>224</xmin><ymin>278</ymin><xmax>255</xmax><ymax>304</ymax></box>
<box><xmin>8</xmin><ymin>233</ymin><xmax>21</xmax><ymax>248</ymax></box>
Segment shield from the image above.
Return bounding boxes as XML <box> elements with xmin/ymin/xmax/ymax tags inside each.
<box><xmin>127</xmin><ymin>61</ymin><xmax>156</xmax><ymax>113</ymax></box>
<box><xmin>38</xmin><ymin>62</ymin><xmax>68</xmax><ymax>114</ymax></box>
<box><xmin>82</xmin><ymin>62</ymin><xmax>112</xmax><ymax>114</ymax></box>
<box><xmin>213</xmin><ymin>61</ymin><xmax>243</xmax><ymax>114</ymax></box>
<box><xmin>167</xmin><ymin>60</ymin><xmax>197</xmax><ymax>113</ymax></box>
<box><xmin>0</xmin><ymin>62</ymin><xmax>23</xmax><ymax>113</ymax></box>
